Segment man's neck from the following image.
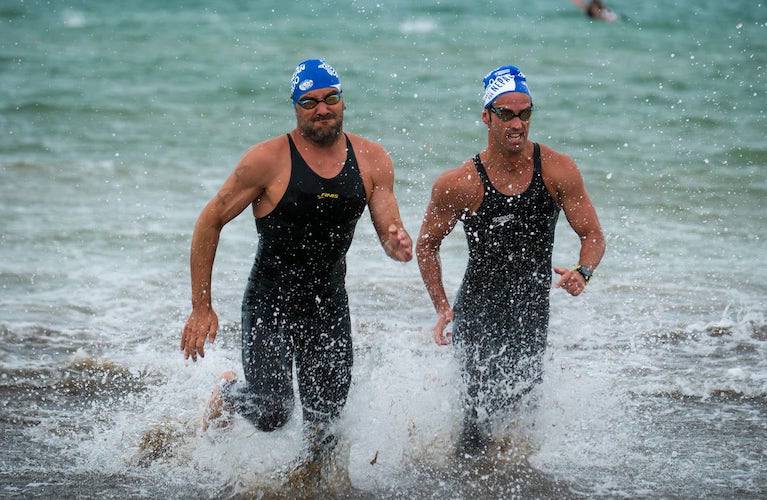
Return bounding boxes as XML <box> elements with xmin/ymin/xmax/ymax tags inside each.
<box><xmin>485</xmin><ymin>141</ymin><xmax>533</xmax><ymax>174</ymax></box>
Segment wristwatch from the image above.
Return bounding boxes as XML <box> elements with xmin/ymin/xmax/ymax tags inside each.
<box><xmin>575</xmin><ymin>265</ymin><xmax>593</xmax><ymax>283</ymax></box>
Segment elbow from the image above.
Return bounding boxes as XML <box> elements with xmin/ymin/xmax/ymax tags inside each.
<box><xmin>195</xmin><ymin>210</ymin><xmax>224</xmax><ymax>234</ymax></box>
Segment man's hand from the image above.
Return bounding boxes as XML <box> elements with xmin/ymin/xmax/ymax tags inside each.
<box><xmin>432</xmin><ymin>308</ymin><xmax>454</xmax><ymax>345</ymax></box>
<box><xmin>554</xmin><ymin>267</ymin><xmax>587</xmax><ymax>296</ymax></box>
<box><xmin>383</xmin><ymin>224</ymin><xmax>413</xmax><ymax>262</ymax></box>
<box><xmin>181</xmin><ymin>307</ymin><xmax>219</xmax><ymax>361</ymax></box>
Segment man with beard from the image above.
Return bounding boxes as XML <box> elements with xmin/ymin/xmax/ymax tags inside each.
<box><xmin>416</xmin><ymin>65</ymin><xmax>605</xmax><ymax>454</ymax></box>
<box><xmin>180</xmin><ymin>59</ymin><xmax>412</xmax><ymax>464</ymax></box>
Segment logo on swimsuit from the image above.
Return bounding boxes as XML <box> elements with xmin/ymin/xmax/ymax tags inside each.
<box><xmin>492</xmin><ymin>214</ymin><xmax>514</xmax><ymax>226</ymax></box>
<box><xmin>317</xmin><ymin>192</ymin><xmax>339</xmax><ymax>200</ymax></box>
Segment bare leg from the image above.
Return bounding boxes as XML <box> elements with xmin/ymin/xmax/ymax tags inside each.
<box><xmin>201</xmin><ymin>370</ymin><xmax>236</xmax><ymax>431</ymax></box>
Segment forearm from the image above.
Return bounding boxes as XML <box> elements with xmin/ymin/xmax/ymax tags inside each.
<box><xmin>417</xmin><ymin>241</ymin><xmax>451</xmax><ymax>313</ymax></box>
<box><xmin>578</xmin><ymin>229</ymin><xmax>606</xmax><ymax>269</ymax></box>
<box><xmin>190</xmin><ymin>213</ymin><xmax>222</xmax><ymax>310</ymax></box>
<box><xmin>371</xmin><ymin>196</ymin><xmax>406</xmax><ymax>257</ymax></box>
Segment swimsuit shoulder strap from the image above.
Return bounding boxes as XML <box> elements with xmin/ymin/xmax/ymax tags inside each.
<box><xmin>472</xmin><ymin>154</ymin><xmax>494</xmax><ymax>194</ymax></box>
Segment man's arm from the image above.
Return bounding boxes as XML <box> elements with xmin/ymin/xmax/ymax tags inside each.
<box><xmin>552</xmin><ymin>156</ymin><xmax>606</xmax><ymax>296</ymax></box>
<box><xmin>416</xmin><ymin>169</ymin><xmax>475</xmax><ymax>344</ymax></box>
<box><xmin>365</xmin><ymin>144</ymin><xmax>412</xmax><ymax>262</ymax></box>
<box><xmin>181</xmin><ymin>148</ymin><xmax>268</xmax><ymax>361</ymax></box>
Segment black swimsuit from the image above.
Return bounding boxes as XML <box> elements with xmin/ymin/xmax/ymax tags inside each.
<box><xmin>224</xmin><ymin>133</ymin><xmax>366</xmax><ymax>431</ymax></box>
<box><xmin>454</xmin><ymin>143</ymin><xmax>560</xmax><ymax>422</ymax></box>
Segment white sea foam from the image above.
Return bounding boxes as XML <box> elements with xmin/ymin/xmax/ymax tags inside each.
<box><xmin>62</xmin><ymin>10</ymin><xmax>86</xmax><ymax>28</ymax></box>
<box><xmin>399</xmin><ymin>18</ymin><xmax>438</xmax><ymax>34</ymax></box>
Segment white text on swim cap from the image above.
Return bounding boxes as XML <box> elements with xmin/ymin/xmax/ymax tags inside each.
<box><xmin>318</xmin><ymin>61</ymin><xmax>339</xmax><ymax>78</ymax></box>
<box><xmin>483</xmin><ymin>74</ymin><xmax>517</xmax><ymax>105</ymax></box>
<box><xmin>290</xmin><ymin>63</ymin><xmax>306</xmax><ymax>94</ymax></box>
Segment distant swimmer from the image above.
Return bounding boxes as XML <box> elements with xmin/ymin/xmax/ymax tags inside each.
<box><xmin>180</xmin><ymin>59</ymin><xmax>412</xmax><ymax>469</ymax></box>
<box><xmin>416</xmin><ymin>65</ymin><xmax>605</xmax><ymax>454</ymax></box>
<box><xmin>572</xmin><ymin>0</ymin><xmax>619</xmax><ymax>22</ymax></box>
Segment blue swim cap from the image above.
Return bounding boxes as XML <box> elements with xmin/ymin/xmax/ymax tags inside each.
<box><xmin>290</xmin><ymin>59</ymin><xmax>342</xmax><ymax>105</ymax></box>
<box><xmin>482</xmin><ymin>65</ymin><xmax>531</xmax><ymax>108</ymax></box>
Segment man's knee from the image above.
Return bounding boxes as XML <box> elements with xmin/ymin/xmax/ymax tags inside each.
<box><xmin>240</xmin><ymin>395</ymin><xmax>293</xmax><ymax>431</ymax></box>
<box><xmin>221</xmin><ymin>381</ymin><xmax>293</xmax><ymax>431</ymax></box>
<box><xmin>253</xmin><ymin>404</ymin><xmax>292</xmax><ymax>431</ymax></box>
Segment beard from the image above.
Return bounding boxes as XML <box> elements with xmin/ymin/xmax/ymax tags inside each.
<box><xmin>299</xmin><ymin>113</ymin><xmax>343</xmax><ymax>146</ymax></box>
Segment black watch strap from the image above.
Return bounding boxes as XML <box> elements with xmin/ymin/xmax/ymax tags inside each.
<box><xmin>575</xmin><ymin>265</ymin><xmax>593</xmax><ymax>283</ymax></box>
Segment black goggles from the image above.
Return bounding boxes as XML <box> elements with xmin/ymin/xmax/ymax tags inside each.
<box><xmin>296</xmin><ymin>91</ymin><xmax>342</xmax><ymax>110</ymax></box>
<box><xmin>488</xmin><ymin>105</ymin><xmax>533</xmax><ymax>122</ymax></box>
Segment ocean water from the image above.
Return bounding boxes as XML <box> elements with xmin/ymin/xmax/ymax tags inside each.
<box><xmin>1</xmin><ymin>0</ymin><xmax>766</xmax><ymax>497</ymax></box>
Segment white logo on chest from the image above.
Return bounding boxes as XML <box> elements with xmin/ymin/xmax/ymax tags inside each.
<box><xmin>491</xmin><ymin>214</ymin><xmax>514</xmax><ymax>226</ymax></box>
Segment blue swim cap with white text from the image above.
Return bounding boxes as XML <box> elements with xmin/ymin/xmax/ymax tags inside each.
<box><xmin>290</xmin><ymin>59</ymin><xmax>341</xmax><ymax>105</ymax></box>
<box><xmin>482</xmin><ymin>65</ymin><xmax>531</xmax><ymax>108</ymax></box>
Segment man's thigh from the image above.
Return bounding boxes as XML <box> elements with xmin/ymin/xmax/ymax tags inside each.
<box><xmin>293</xmin><ymin>295</ymin><xmax>353</xmax><ymax>423</ymax></box>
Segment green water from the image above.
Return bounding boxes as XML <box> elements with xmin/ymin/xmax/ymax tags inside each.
<box><xmin>1</xmin><ymin>1</ymin><xmax>766</xmax><ymax>497</ymax></box>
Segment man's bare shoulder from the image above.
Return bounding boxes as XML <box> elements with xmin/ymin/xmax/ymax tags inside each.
<box><xmin>431</xmin><ymin>160</ymin><xmax>483</xmax><ymax>207</ymax></box>
<box><xmin>538</xmin><ymin>143</ymin><xmax>587</xmax><ymax>201</ymax></box>
<box><xmin>240</xmin><ymin>135</ymin><xmax>289</xmax><ymax>166</ymax></box>
<box><xmin>344</xmin><ymin>133</ymin><xmax>394</xmax><ymax>192</ymax></box>
<box><xmin>538</xmin><ymin>143</ymin><xmax>579</xmax><ymax>174</ymax></box>
<box><xmin>345</xmin><ymin>132</ymin><xmax>389</xmax><ymax>160</ymax></box>
<box><xmin>235</xmin><ymin>135</ymin><xmax>290</xmax><ymax>180</ymax></box>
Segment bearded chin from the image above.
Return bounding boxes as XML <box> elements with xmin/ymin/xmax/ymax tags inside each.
<box><xmin>300</xmin><ymin>118</ymin><xmax>343</xmax><ymax>146</ymax></box>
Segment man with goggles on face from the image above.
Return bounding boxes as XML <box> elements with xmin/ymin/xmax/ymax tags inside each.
<box><xmin>417</xmin><ymin>65</ymin><xmax>605</xmax><ymax>454</ymax></box>
<box><xmin>181</xmin><ymin>59</ymin><xmax>412</xmax><ymax>469</ymax></box>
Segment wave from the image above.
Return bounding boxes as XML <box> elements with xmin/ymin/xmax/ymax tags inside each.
<box><xmin>636</xmin><ymin>389</ymin><xmax>767</xmax><ymax>409</ymax></box>
<box><xmin>226</xmin><ymin>82</ymin><xmax>270</xmax><ymax>97</ymax></box>
<box><xmin>1</xmin><ymin>100</ymin><xmax>142</xmax><ymax>117</ymax></box>
<box><xmin>62</xmin><ymin>10</ymin><xmax>86</xmax><ymax>28</ymax></box>
<box><xmin>722</xmin><ymin>146</ymin><xmax>767</xmax><ymax>167</ymax></box>
<box><xmin>60</xmin><ymin>354</ymin><xmax>151</xmax><ymax>397</ymax></box>
<box><xmin>0</xmin><ymin>270</ymin><xmax>70</xmax><ymax>287</ymax></box>
<box><xmin>133</xmin><ymin>420</ymin><xmax>190</xmax><ymax>467</ymax></box>
<box><xmin>677</xmin><ymin>114</ymin><xmax>722</xmax><ymax>130</ymax></box>
<box><xmin>0</xmin><ymin>141</ymin><xmax>49</xmax><ymax>154</ymax></box>
<box><xmin>0</xmin><ymin>412</ymin><xmax>41</xmax><ymax>427</ymax></box>
<box><xmin>0</xmin><ymin>323</ymin><xmax>66</xmax><ymax>346</ymax></box>
<box><xmin>752</xmin><ymin>323</ymin><xmax>767</xmax><ymax>341</ymax></box>
<box><xmin>410</xmin><ymin>3</ymin><xmax>468</xmax><ymax>15</ymax></box>
<box><xmin>643</xmin><ymin>315</ymin><xmax>767</xmax><ymax>345</ymax></box>
<box><xmin>0</xmin><ymin>348</ymin><xmax>154</xmax><ymax>399</ymax></box>
<box><xmin>2</xmin><ymin>101</ymin><xmax>70</xmax><ymax>114</ymax></box>
<box><xmin>0</xmin><ymin>6</ymin><xmax>24</xmax><ymax>19</ymax></box>
<box><xmin>399</xmin><ymin>18</ymin><xmax>439</xmax><ymax>35</ymax></box>
<box><xmin>393</xmin><ymin>438</ymin><xmax>578</xmax><ymax>499</ymax></box>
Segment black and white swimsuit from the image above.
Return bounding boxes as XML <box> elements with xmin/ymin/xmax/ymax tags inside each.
<box><xmin>454</xmin><ymin>143</ymin><xmax>560</xmax><ymax>416</ymax></box>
